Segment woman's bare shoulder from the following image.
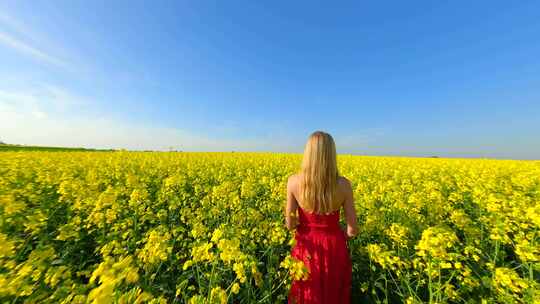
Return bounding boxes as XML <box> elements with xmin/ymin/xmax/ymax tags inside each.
<box><xmin>288</xmin><ymin>172</ymin><xmax>298</xmax><ymax>180</ymax></box>
<box><xmin>287</xmin><ymin>173</ymin><xmax>300</xmax><ymax>187</ymax></box>
<box><xmin>337</xmin><ymin>175</ymin><xmax>352</xmax><ymax>187</ymax></box>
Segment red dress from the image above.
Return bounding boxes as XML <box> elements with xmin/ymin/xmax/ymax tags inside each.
<box><xmin>288</xmin><ymin>206</ymin><xmax>352</xmax><ymax>304</ymax></box>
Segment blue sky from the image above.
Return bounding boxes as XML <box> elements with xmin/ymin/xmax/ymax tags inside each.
<box><xmin>0</xmin><ymin>1</ymin><xmax>539</xmax><ymax>159</ymax></box>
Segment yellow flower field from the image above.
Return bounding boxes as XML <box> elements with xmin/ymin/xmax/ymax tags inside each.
<box><xmin>0</xmin><ymin>152</ymin><xmax>539</xmax><ymax>303</ymax></box>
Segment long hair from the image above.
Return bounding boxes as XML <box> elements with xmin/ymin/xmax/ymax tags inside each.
<box><xmin>299</xmin><ymin>131</ymin><xmax>339</xmax><ymax>213</ymax></box>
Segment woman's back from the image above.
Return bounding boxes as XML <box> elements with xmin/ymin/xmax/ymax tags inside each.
<box><xmin>287</xmin><ymin>174</ymin><xmax>353</xmax><ymax>304</ymax></box>
<box><xmin>296</xmin><ymin>205</ymin><xmax>341</xmax><ymax>233</ymax></box>
<box><xmin>284</xmin><ymin>131</ymin><xmax>358</xmax><ymax>304</ymax></box>
<box><xmin>292</xmin><ymin>172</ymin><xmax>347</xmax><ymax>210</ymax></box>
<box><xmin>291</xmin><ymin>173</ymin><xmax>357</xmax><ymax>233</ymax></box>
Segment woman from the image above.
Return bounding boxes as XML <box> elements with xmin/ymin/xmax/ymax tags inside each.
<box><xmin>285</xmin><ymin>131</ymin><xmax>359</xmax><ymax>304</ymax></box>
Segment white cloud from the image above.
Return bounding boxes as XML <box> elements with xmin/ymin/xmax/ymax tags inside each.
<box><xmin>0</xmin><ymin>90</ymin><xmax>37</xmax><ymax>105</ymax></box>
<box><xmin>0</xmin><ymin>86</ymin><xmax>298</xmax><ymax>152</ymax></box>
<box><xmin>41</xmin><ymin>84</ymin><xmax>87</xmax><ymax>109</ymax></box>
<box><xmin>0</xmin><ymin>84</ymin><xmax>86</xmax><ymax>116</ymax></box>
<box><xmin>0</xmin><ymin>12</ymin><xmax>31</xmax><ymax>38</ymax></box>
<box><xmin>31</xmin><ymin>110</ymin><xmax>47</xmax><ymax>119</ymax></box>
<box><xmin>335</xmin><ymin>127</ymin><xmax>388</xmax><ymax>153</ymax></box>
<box><xmin>0</xmin><ymin>109</ymin><xmax>291</xmax><ymax>151</ymax></box>
<box><xmin>0</xmin><ymin>32</ymin><xmax>67</xmax><ymax>67</ymax></box>
<box><xmin>0</xmin><ymin>12</ymin><xmax>68</xmax><ymax>67</ymax></box>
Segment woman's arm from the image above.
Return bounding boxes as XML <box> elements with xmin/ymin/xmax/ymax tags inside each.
<box><xmin>342</xmin><ymin>178</ymin><xmax>359</xmax><ymax>238</ymax></box>
<box><xmin>284</xmin><ymin>175</ymin><xmax>299</xmax><ymax>231</ymax></box>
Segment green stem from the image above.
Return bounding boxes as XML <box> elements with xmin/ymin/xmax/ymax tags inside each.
<box><xmin>428</xmin><ymin>262</ymin><xmax>433</xmax><ymax>304</ymax></box>
<box><xmin>257</xmin><ymin>278</ymin><xmax>287</xmax><ymax>303</ymax></box>
<box><xmin>437</xmin><ymin>264</ymin><xmax>441</xmax><ymax>303</ymax></box>
<box><xmin>207</xmin><ymin>261</ymin><xmax>216</xmax><ymax>299</ymax></box>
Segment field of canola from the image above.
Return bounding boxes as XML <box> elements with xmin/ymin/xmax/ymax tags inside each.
<box><xmin>0</xmin><ymin>151</ymin><xmax>539</xmax><ymax>304</ymax></box>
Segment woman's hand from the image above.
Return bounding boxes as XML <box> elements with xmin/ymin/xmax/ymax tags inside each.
<box><xmin>340</xmin><ymin>227</ymin><xmax>352</xmax><ymax>240</ymax></box>
<box><xmin>346</xmin><ymin>225</ymin><xmax>358</xmax><ymax>239</ymax></box>
<box><xmin>342</xmin><ymin>225</ymin><xmax>358</xmax><ymax>240</ymax></box>
<box><xmin>285</xmin><ymin>212</ymin><xmax>299</xmax><ymax>231</ymax></box>
<box><xmin>341</xmin><ymin>177</ymin><xmax>359</xmax><ymax>240</ymax></box>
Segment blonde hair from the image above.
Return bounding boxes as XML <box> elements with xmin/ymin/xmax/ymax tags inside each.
<box><xmin>298</xmin><ymin>131</ymin><xmax>340</xmax><ymax>213</ymax></box>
